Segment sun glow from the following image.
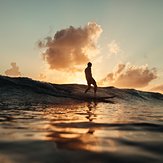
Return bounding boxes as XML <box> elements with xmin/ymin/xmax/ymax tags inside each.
<box><xmin>72</xmin><ymin>73</ymin><xmax>86</xmax><ymax>84</ymax></box>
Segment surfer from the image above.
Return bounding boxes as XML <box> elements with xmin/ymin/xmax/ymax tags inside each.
<box><xmin>84</xmin><ymin>62</ymin><xmax>97</xmax><ymax>97</ymax></box>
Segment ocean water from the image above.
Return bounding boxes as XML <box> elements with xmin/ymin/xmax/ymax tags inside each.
<box><xmin>0</xmin><ymin>101</ymin><xmax>163</xmax><ymax>163</ymax></box>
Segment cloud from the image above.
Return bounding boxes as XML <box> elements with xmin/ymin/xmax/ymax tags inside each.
<box><xmin>107</xmin><ymin>40</ymin><xmax>120</xmax><ymax>55</ymax></box>
<box><xmin>38</xmin><ymin>73</ymin><xmax>46</xmax><ymax>80</ymax></box>
<box><xmin>100</xmin><ymin>63</ymin><xmax>157</xmax><ymax>88</ymax></box>
<box><xmin>150</xmin><ymin>84</ymin><xmax>163</xmax><ymax>94</ymax></box>
<box><xmin>5</xmin><ymin>62</ymin><xmax>21</xmax><ymax>77</ymax></box>
<box><xmin>38</xmin><ymin>22</ymin><xmax>102</xmax><ymax>72</ymax></box>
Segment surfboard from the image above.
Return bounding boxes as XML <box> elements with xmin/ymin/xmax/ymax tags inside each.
<box><xmin>71</xmin><ymin>95</ymin><xmax>116</xmax><ymax>103</ymax></box>
<box><xmin>85</xmin><ymin>95</ymin><xmax>116</xmax><ymax>103</ymax></box>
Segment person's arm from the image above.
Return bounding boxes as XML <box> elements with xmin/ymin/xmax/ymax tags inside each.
<box><xmin>90</xmin><ymin>68</ymin><xmax>92</xmax><ymax>78</ymax></box>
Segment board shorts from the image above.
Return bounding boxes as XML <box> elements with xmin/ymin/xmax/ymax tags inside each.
<box><xmin>87</xmin><ymin>78</ymin><xmax>97</xmax><ymax>86</ymax></box>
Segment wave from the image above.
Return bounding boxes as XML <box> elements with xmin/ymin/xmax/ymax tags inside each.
<box><xmin>0</xmin><ymin>75</ymin><xmax>163</xmax><ymax>105</ymax></box>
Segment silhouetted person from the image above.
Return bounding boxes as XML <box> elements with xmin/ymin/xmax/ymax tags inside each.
<box><xmin>84</xmin><ymin>62</ymin><xmax>97</xmax><ymax>96</ymax></box>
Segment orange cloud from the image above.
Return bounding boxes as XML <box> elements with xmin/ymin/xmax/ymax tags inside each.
<box><xmin>38</xmin><ymin>22</ymin><xmax>102</xmax><ymax>72</ymax></box>
<box><xmin>38</xmin><ymin>73</ymin><xmax>46</xmax><ymax>81</ymax></box>
<box><xmin>100</xmin><ymin>63</ymin><xmax>157</xmax><ymax>88</ymax></box>
<box><xmin>150</xmin><ymin>84</ymin><xmax>163</xmax><ymax>94</ymax></box>
<box><xmin>5</xmin><ymin>62</ymin><xmax>21</xmax><ymax>77</ymax></box>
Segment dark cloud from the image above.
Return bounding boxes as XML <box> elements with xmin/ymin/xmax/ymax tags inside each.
<box><xmin>100</xmin><ymin>63</ymin><xmax>157</xmax><ymax>88</ymax></box>
<box><xmin>38</xmin><ymin>22</ymin><xmax>102</xmax><ymax>71</ymax></box>
<box><xmin>5</xmin><ymin>62</ymin><xmax>21</xmax><ymax>77</ymax></box>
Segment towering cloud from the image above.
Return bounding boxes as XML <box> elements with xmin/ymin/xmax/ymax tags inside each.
<box><xmin>38</xmin><ymin>22</ymin><xmax>102</xmax><ymax>72</ymax></box>
<box><xmin>5</xmin><ymin>62</ymin><xmax>21</xmax><ymax>77</ymax></box>
<box><xmin>100</xmin><ymin>63</ymin><xmax>157</xmax><ymax>88</ymax></box>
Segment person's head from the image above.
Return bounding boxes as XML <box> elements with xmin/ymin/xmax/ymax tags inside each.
<box><xmin>87</xmin><ymin>62</ymin><xmax>92</xmax><ymax>67</ymax></box>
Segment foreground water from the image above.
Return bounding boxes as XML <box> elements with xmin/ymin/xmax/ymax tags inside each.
<box><xmin>0</xmin><ymin>101</ymin><xmax>163</xmax><ymax>163</ymax></box>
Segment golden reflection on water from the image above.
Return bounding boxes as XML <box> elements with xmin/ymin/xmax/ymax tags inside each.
<box><xmin>0</xmin><ymin>101</ymin><xmax>163</xmax><ymax>160</ymax></box>
<box><xmin>0</xmin><ymin>99</ymin><xmax>163</xmax><ymax>163</ymax></box>
<box><xmin>0</xmin><ymin>101</ymin><xmax>135</xmax><ymax>152</ymax></box>
<box><xmin>42</xmin><ymin>102</ymin><xmax>125</xmax><ymax>152</ymax></box>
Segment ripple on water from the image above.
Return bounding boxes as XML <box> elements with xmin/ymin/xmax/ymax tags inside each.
<box><xmin>0</xmin><ymin>102</ymin><xmax>163</xmax><ymax>163</ymax></box>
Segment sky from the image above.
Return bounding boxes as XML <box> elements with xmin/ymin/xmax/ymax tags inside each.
<box><xmin>0</xmin><ymin>0</ymin><xmax>163</xmax><ymax>93</ymax></box>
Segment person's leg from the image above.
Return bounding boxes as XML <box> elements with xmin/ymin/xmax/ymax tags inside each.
<box><xmin>94</xmin><ymin>84</ymin><xmax>97</xmax><ymax>97</ymax></box>
<box><xmin>85</xmin><ymin>84</ymin><xmax>91</xmax><ymax>93</ymax></box>
<box><xmin>93</xmin><ymin>80</ymin><xmax>97</xmax><ymax>97</ymax></box>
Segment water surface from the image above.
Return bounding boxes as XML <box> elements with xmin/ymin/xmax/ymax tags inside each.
<box><xmin>0</xmin><ymin>101</ymin><xmax>163</xmax><ymax>163</ymax></box>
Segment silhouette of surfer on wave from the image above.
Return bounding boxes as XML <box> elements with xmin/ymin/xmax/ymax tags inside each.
<box><xmin>84</xmin><ymin>62</ymin><xmax>97</xmax><ymax>97</ymax></box>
